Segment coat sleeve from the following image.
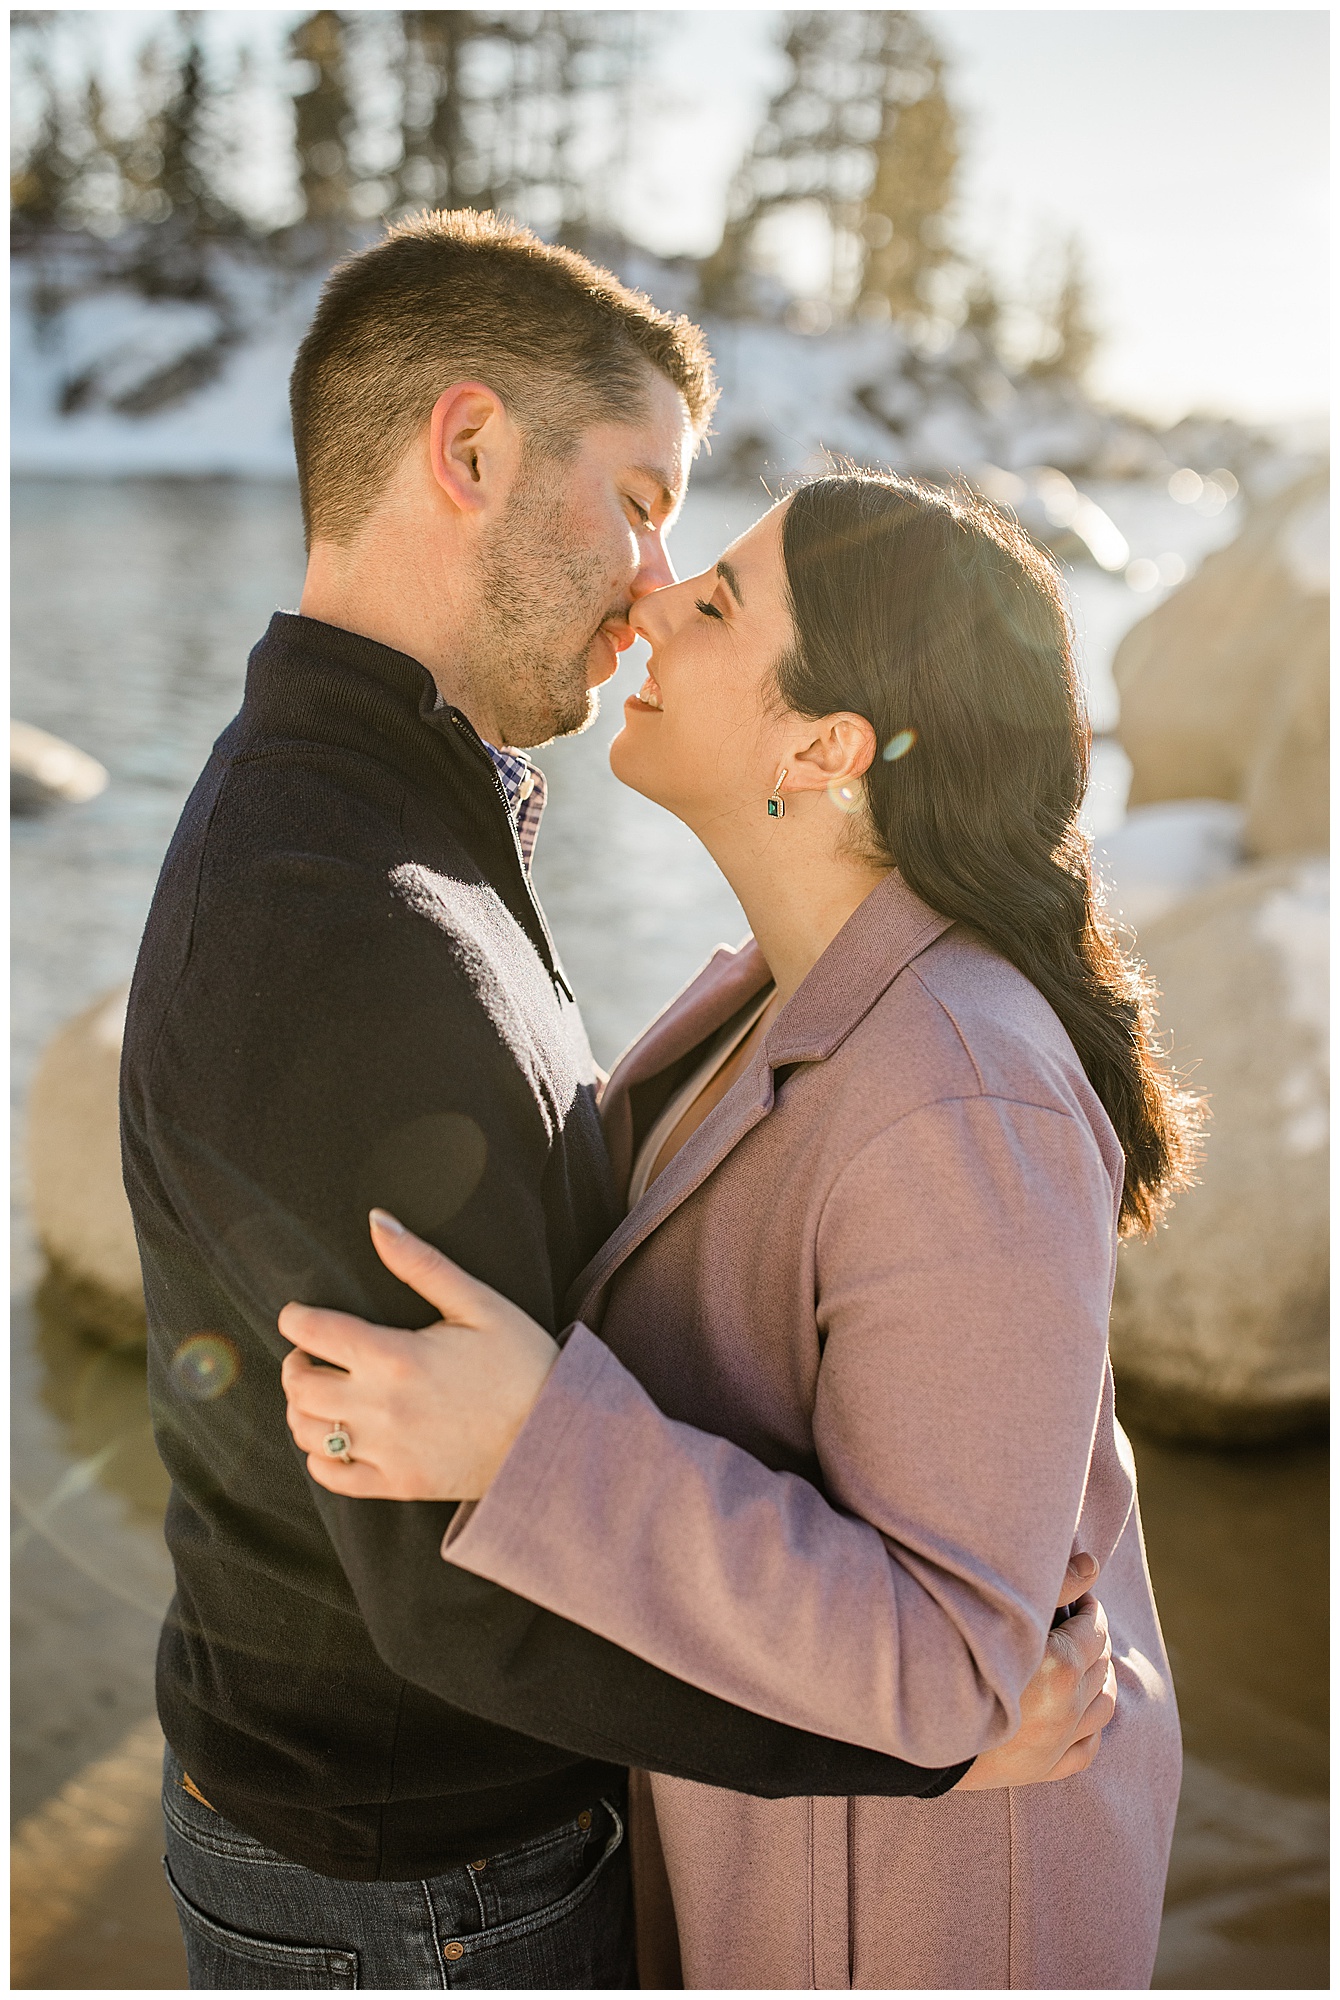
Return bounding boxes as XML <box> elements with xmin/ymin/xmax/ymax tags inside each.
<box><xmin>444</xmin><ymin>1094</ymin><xmax>1118</xmax><ymax>1766</ymax></box>
<box><xmin>138</xmin><ymin>830</ymin><xmax>965</xmax><ymax>1798</ymax></box>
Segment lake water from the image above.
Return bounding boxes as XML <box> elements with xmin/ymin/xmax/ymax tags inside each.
<box><xmin>11</xmin><ymin>478</ymin><xmax>1326</xmax><ymax>1988</ymax></box>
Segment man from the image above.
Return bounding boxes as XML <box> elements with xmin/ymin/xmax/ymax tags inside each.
<box><xmin>122</xmin><ymin>210</ymin><xmax>1111</xmax><ymax>1989</ymax></box>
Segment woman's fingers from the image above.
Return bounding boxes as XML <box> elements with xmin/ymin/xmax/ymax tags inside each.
<box><xmin>367</xmin><ymin>1210</ymin><xmax>495</xmax><ymax>1323</ymax></box>
<box><xmin>281</xmin><ymin>1344</ymin><xmax>342</xmax><ymax>1412</ymax></box>
<box><xmin>1044</xmin><ymin>1728</ymin><xmax>1101</xmax><ymax>1783</ymax></box>
<box><xmin>278</xmin><ymin>1232</ymin><xmax>560</xmax><ymax>1502</ymax></box>
<box><xmin>287</xmin><ymin>1407</ymin><xmax>341</xmax><ymax>1455</ymax></box>
<box><xmin>1057</xmin><ymin>1551</ymin><xmax>1098</xmax><ymax>1607</ymax></box>
<box><xmin>302</xmin><ymin>1450</ymin><xmax>397</xmax><ymax>1499</ymax></box>
<box><xmin>1080</xmin><ymin>1659</ymin><xmax>1119</xmax><ymax>1737</ymax></box>
<box><xmin>1055</xmin><ymin>1591</ymin><xmax>1109</xmax><ymax>1674</ymax></box>
<box><xmin>1043</xmin><ymin>1660</ymin><xmax>1119</xmax><ymax>1785</ymax></box>
<box><xmin>278</xmin><ymin>1299</ymin><xmax>397</xmax><ymax>1369</ymax></box>
<box><xmin>1075</xmin><ymin>1639</ymin><xmax>1115</xmax><ymax>1714</ymax></box>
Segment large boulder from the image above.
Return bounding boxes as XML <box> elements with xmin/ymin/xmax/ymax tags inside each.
<box><xmin>11</xmin><ymin>719</ymin><xmax>108</xmax><ymax>817</ymax></box>
<box><xmin>27</xmin><ymin>984</ymin><xmax>145</xmax><ymax>1349</ymax></box>
<box><xmin>1109</xmin><ymin>858</ymin><xmax>1328</xmax><ymax>1442</ymax></box>
<box><xmin>1113</xmin><ymin>469</ymin><xmax>1328</xmax><ymax>859</ymax></box>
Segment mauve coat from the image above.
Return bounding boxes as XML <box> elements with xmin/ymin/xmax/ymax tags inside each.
<box><xmin>445</xmin><ymin>872</ymin><xmax>1182</xmax><ymax>1989</ymax></box>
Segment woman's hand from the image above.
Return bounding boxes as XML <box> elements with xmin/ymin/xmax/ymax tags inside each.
<box><xmin>953</xmin><ymin>1553</ymin><xmax>1118</xmax><ymax>1789</ymax></box>
<box><xmin>278</xmin><ymin>1211</ymin><xmax>558</xmax><ymax>1499</ymax></box>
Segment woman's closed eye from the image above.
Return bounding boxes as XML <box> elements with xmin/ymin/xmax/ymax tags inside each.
<box><xmin>695</xmin><ymin>597</ymin><xmax>724</xmax><ymax>621</ymax></box>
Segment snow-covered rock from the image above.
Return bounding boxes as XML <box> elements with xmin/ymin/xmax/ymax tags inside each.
<box><xmin>28</xmin><ymin>984</ymin><xmax>146</xmax><ymax>1349</ymax></box>
<box><xmin>11</xmin><ymin>720</ymin><xmax>109</xmax><ymax>816</ymax></box>
<box><xmin>1109</xmin><ymin>858</ymin><xmax>1328</xmax><ymax>1443</ymax></box>
<box><xmin>1114</xmin><ymin>468</ymin><xmax>1329</xmax><ymax>856</ymax></box>
<box><xmin>1093</xmin><ymin>799</ymin><xmax>1245</xmax><ymax>934</ymax></box>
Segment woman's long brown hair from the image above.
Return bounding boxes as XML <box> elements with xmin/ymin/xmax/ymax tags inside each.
<box><xmin>778</xmin><ymin>472</ymin><xmax>1201</xmax><ymax>1235</ymax></box>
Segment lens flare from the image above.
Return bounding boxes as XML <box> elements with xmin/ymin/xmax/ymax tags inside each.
<box><xmin>1125</xmin><ymin>558</ymin><xmax>1160</xmax><ymax>593</ymax></box>
<box><xmin>1168</xmin><ymin>468</ymin><xmax>1203</xmax><ymax>505</ymax></box>
<box><xmin>171</xmin><ymin>1333</ymin><xmax>241</xmax><ymax>1402</ymax></box>
<box><xmin>826</xmin><ymin>779</ymin><xmax>864</xmax><ymax>815</ymax></box>
<box><xmin>883</xmin><ymin>730</ymin><xmax>917</xmax><ymax>764</ymax></box>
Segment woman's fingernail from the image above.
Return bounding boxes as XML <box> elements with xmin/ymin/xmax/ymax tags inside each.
<box><xmin>369</xmin><ymin>1208</ymin><xmax>406</xmax><ymax>1237</ymax></box>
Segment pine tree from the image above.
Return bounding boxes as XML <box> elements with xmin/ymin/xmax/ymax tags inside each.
<box><xmin>157</xmin><ymin>37</ymin><xmax>205</xmax><ymax>226</ymax></box>
<box><xmin>10</xmin><ymin>59</ymin><xmax>80</xmax><ymax>231</ymax></box>
<box><xmin>700</xmin><ymin>11</ymin><xmax>879</xmax><ymax>314</ymax></box>
<box><xmin>1029</xmin><ymin>234</ymin><xmax>1099</xmax><ymax>383</ymax></box>
<box><xmin>394</xmin><ymin>11</ymin><xmax>474</xmax><ymax>212</ymax></box>
<box><xmin>699</xmin><ymin>11</ymin><xmax>958</xmax><ymax>324</ymax></box>
<box><xmin>290</xmin><ymin>10</ymin><xmax>355</xmax><ymax>227</ymax></box>
<box><xmin>960</xmin><ymin>266</ymin><xmax>1004</xmax><ymax>349</ymax></box>
<box><xmin>542</xmin><ymin>11</ymin><xmax>640</xmax><ymax>245</ymax></box>
<box><xmin>389</xmin><ymin>11</ymin><xmax>635</xmax><ymax>240</ymax></box>
<box><xmin>859</xmin><ymin>51</ymin><xmax>958</xmax><ymax>321</ymax></box>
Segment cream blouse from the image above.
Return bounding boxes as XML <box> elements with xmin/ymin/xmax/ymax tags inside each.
<box><xmin>626</xmin><ymin>984</ymin><xmax>776</xmax><ymax>1209</ymax></box>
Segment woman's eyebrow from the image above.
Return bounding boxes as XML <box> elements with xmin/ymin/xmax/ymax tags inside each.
<box><xmin>715</xmin><ymin>559</ymin><xmax>744</xmax><ymax>606</ymax></box>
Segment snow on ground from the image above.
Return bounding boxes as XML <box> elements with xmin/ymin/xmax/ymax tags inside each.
<box><xmin>11</xmin><ymin>252</ymin><xmax>314</xmax><ymax>478</ymax></box>
<box><xmin>11</xmin><ymin>237</ymin><xmax>1279</xmax><ymax>509</ymax></box>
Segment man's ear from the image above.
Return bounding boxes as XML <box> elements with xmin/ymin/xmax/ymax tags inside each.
<box><xmin>786</xmin><ymin>712</ymin><xmax>878</xmax><ymax>791</ymax></box>
<box><xmin>428</xmin><ymin>381</ymin><xmax>518</xmax><ymax>518</ymax></box>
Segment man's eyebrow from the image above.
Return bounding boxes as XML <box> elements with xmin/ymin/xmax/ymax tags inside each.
<box><xmin>715</xmin><ymin>559</ymin><xmax>744</xmax><ymax>607</ymax></box>
<box><xmin>632</xmin><ymin>464</ymin><xmax>683</xmax><ymax>511</ymax></box>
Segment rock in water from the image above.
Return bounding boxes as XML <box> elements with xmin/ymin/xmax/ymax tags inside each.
<box><xmin>28</xmin><ymin>985</ymin><xmax>146</xmax><ymax>1349</ymax></box>
<box><xmin>1113</xmin><ymin>469</ymin><xmax>1328</xmax><ymax>859</ymax></box>
<box><xmin>1110</xmin><ymin>859</ymin><xmax>1328</xmax><ymax>1442</ymax></box>
<box><xmin>11</xmin><ymin>719</ymin><xmax>109</xmax><ymax>816</ymax></box>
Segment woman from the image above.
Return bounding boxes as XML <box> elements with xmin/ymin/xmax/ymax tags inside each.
<box><xmin>281</xmin><ymin>474</ymin><xmax>1195</xmax><ymax>1989</ymax></box>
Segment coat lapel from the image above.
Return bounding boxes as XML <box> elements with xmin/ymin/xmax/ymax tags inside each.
<box><xmin>598</xmin><ymin>939</ymin><xmax>773</xmax><ymax>1195</ymax></box>
<box><xmin>566</xmin><ymin>873</ymin><xmax>954</xmax><ymax>1330</ymax></box>
<box><xmin>570</xmin><ymin>1054</ymin><xmax>778</xmax><ymax>1329</ymax></box>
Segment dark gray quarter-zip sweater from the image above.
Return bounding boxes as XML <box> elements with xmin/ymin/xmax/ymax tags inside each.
<box><xmin>120</xmin><ymin>613</ymin><xmax>963</xmax><ymax>1883</ymax></box>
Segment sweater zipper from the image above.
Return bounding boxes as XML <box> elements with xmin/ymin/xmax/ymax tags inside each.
<box><xmin>446</xmin><ymin>710</ymin><xmax>575</xmax><ymax>1003</ymax></box>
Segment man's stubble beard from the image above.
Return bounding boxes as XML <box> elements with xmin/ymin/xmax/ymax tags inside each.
<box><xmin>471</xmin><ymin>463</ymin><xmax>617</xmax><ymax>750</ymax></box>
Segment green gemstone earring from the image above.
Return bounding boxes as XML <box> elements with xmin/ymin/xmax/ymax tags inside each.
<box><xmin>767</xmin><ymin>770</ymin><xmax>788</xmax><ymax>819</ymax></box>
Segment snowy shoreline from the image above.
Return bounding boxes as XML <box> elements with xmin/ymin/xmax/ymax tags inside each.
<box><xmin>12</xmin><ymin>240</ymin><xmax>1307</xmax><ymax>498</ymax></box>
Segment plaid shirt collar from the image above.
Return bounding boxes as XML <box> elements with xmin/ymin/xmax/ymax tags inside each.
<box><xmin>431</xmin><ymin>691</ymin><xmax>547</xmax><ymax>872</ymax></box>
<box><xmin>482</xmin><ymin>741</ymin><xmax>547</xmax><ymax>874</ymax></box>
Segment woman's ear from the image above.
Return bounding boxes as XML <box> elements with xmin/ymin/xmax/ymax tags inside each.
<box><xmin>786</xmin><ymin>712</ymin><xmax>878</xmax><ymax>791</ymax></box>
<box><xmin>428</xmin><ymin>381</ymin><xmax>517</xmax><ymax>518</ymax></box>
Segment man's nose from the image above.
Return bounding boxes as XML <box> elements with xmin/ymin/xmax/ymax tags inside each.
<box><xmin>630</xmin><ymin>526</ymin><xmax>677</xmax><ymax>600</ymax></box>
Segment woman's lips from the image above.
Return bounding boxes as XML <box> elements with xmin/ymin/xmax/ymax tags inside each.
<box><xmin>629</xmin><ymin>671</ymin><xmax>663</xmax><ymax>712</ymax></box>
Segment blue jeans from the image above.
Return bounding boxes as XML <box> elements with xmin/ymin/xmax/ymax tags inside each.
<box><xmin>162</xmin><ymin>1747</ymin><xmax>636</xmax><ymax>1989</ymax></box>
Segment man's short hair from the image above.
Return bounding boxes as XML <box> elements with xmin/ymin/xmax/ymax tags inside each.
<box><xmin>290</xmin><ymin>208</ymin><xmax>719</xmax><ymax>546</ymax></box>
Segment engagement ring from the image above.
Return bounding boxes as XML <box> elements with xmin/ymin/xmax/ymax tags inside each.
<box><xmin>323</xmin><ymin>1425</ymin><xmax>353</xmax><ymax>1463</ymax></box>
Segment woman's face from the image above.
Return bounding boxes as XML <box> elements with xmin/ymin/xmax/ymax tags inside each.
<box><xmin>610</xmin><ymin>502</ymin><xmax>802</xmax><ymax>826</ymax></box>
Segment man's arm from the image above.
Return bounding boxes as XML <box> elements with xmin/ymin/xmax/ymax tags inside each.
<box><xmin>140</xmin><ymin>827</ymin><xmax>965</xmax><ymax>1798</ymax></box>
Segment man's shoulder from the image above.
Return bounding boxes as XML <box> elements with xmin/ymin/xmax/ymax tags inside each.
<box><xmin>170</xmin><ymin>725</ymin><xmax>486</xmax><ymax>906</ymax></box>
<box><xmin>127</xmin><ymin>732</ymin><xmax>488</xmax><ymax>1060</ymax></box>
<box><xmin>212</xmin><ymin>729</ymin><xmax>411</xmax><ymax>845</ymax></box>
